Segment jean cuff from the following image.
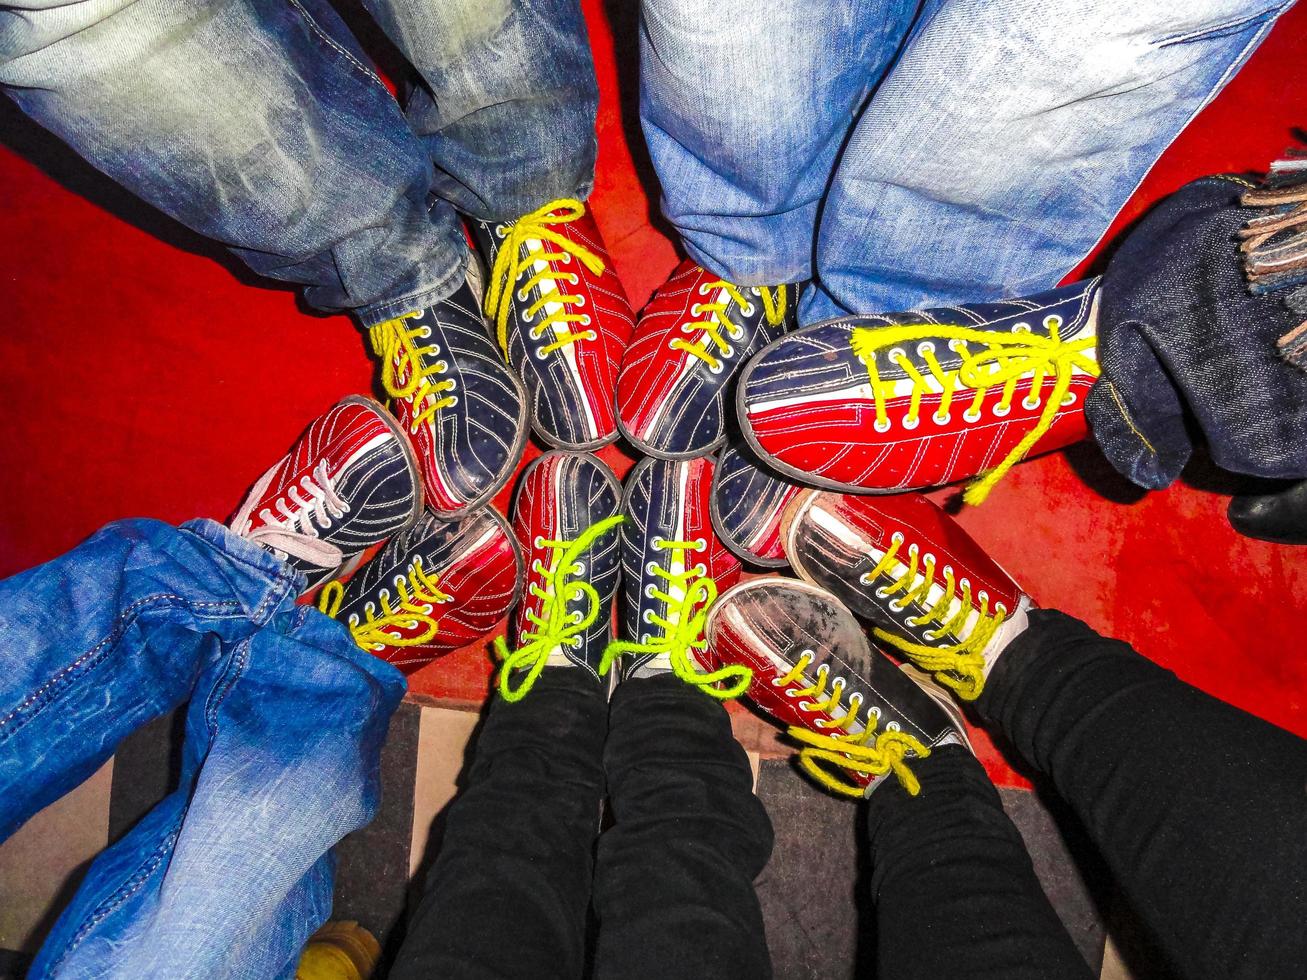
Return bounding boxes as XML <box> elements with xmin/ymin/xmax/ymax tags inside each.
<box><xmin>354</xmin><ymin>247</ymin><xmax>470</xmax><ymax>327</ymax></box>
<box><xmin>179</xmin><ymin>518</ymin><xmax>307</xmax><ymax>620</ymax></box>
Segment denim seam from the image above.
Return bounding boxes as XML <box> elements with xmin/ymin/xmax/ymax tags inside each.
<box><xmin>45</xmin><ymin>822</ymin><xmax>185</xmax><ymax>973</ymax></box>
<box><xmin>285</xmin><ymin>0</ymin><xmax>387</xmax><ymax>90</ymax></box>
<box><xmin>0</xmin><ymin>594</ymin><xmax>242</xmax><ymax>741</ymax></box>
<box><xmin>176</xmin><ymin>526</ymin><xmax>301</xmax><ymax>625</ymax></box>
<box><xmin>202</xmin><ymin>637</ymin><xmax>252</xmax><ymax>736</ymax></box>
<box><xmin>1155</xmin><ymin>8</ymin><xmax>1281</xmax><ymax>47</ymax></box>
<box><xmin>1101</xmin><ymin>377</ymin><xmax>1159</xmax><ymax>455</ymax></box>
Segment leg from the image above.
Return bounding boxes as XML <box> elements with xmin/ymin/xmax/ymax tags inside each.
<box><xmin>638</xmin><ymin>0</ymin><xmax>918</xmax><ymax>286</ymax></box>
<box><xmin>0</xmin><ymin>0</ymin><xmax>466</xmax><ymax>321</ymax></box>
<box><xmin>0</xmin><ymin>517</ymin><xmax>301</xmax><ymax>837</ymax></box>
<box><xmin>866</xmin><ymin>746</ymin><xmax>1092</xmax><ymax>980</ymax></box>
<box><xmin>807</xmin><ymin>0</ymin><xmax>1295</xmax><ymax>322</ymax></box>
<box><xmin>592</xmin><ymin>675</ymin><xmax>773</xmax><ymax>979</ymax></box>
<box><xmin>361</xmin><ymin>0</ymin><xmax>600</xmax><ymax>219</ymax></box>
<box><xmin>977</xmin><ymin>609</ymin><xmax>1307</xmax><ymax>980</ymax></box>
<box><xmin>30</xmin><ymin>604</ymin><xmax>403</xmax><ymax>979</ymax></box>
<box><xmin>390</xmin><ymin>670</ymin><xmax>607</xmax><ymax>980</ymax></box>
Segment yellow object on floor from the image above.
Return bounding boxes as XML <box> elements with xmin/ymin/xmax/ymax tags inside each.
<box><xmin>295</xmin><ymin>921</ymin><xmax>381</xmax><ymax>980</ymax></box>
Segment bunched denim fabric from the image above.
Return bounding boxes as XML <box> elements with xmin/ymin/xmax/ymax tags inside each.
<box><xmin>0</xmin><ymin>518</ymin><xmax>405</xmax><ymax>979</ymax></box>
<box><xmin>0</xmin><ymin>0</ymin><xmax>598</xmax><ymax>323</ymax></box>
<box><xmin>1085</xmin><ymin>176</ymin><xmax>1307</xmax><ymax>488</ymax></box>
<box><xmin>639</xmin><ymin>0</ymin><xmax>1296</xmax><ymax>323</ymax></box>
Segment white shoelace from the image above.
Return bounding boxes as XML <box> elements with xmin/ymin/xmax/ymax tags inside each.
<box><xmin>231</xmin><ymin>459</ymin><xmax>349</xmax><ymax>569</ymax></box>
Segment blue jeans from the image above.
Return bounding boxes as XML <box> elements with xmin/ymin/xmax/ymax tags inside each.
<box><xmin>0</xmin><ymin>0</ymin><xmax>598</xmax><ymax>324</ymax></box>
<box><xmin>0</xmin><ymin>519</ymin><xmax>405</xmax><ymax>979</ymax></box>
<box><xmin>640</xmin><ymin>0</ymin><xmax>1296</xmax><ymax>323</ymax></box>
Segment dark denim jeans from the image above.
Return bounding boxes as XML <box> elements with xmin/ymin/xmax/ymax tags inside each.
<box><xmin>1087</xmin><ymin>176</ymin><xmax>1307</xmax><ymax>488</ymax></box>
<box><xmin>0</xmin><ymin>519</ymin><xmax>405</xmax><ymax>978</ymax></box>
<box><xmin>0</xmin><ymin>0</ymin><xmax>598</xmax><ymax>323</ymax></box>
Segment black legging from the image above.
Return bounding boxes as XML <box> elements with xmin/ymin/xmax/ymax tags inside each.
<box><xmin>391</xmin><ymin>610</ymin><xmax>1307</xmax><ymax>979</ymax></box>
<box><xmin>869</xmin><ymin>609</ymin><xmax>1307</xmax><ymax>980</ymax></box>
<box><xmin>389</xmin><ymin>670</ymin><xmax>773</xmax><ymax>979</ymax></box>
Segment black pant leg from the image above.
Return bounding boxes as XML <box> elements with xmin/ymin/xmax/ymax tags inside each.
<box><xmin>592</xmin><ymin>674</ymin><xmax>774</xmax><ymax>979</ymax></box>
<box><xmin>866</xmin><ymin>745</ymin><xmax>1092</xmax><ymax>980</ymax></box>
<box><xmin>391</xmin><ymin>671</ymin><xmax>607</xmax><ymax>980</ymax></box>
<box><xmin>977</xmin><ymin>609</ymin><xmax>1307</xmax><ymax>980</ymax></box>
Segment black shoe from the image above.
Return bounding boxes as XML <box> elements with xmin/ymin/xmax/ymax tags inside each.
<box><xmin>1228</xmin><ymin>479</ymin><xmax>1307</xmax><ymax>544</ymax></box>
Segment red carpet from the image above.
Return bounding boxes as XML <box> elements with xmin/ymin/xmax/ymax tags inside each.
<box><xmin>1</xmin><ymin>2</ymin><xmax>1304</xmax><ymax>789</ymax></box>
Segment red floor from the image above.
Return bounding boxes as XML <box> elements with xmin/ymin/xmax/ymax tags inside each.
<box><xmin>1</xmin><ymin>2</ymin><xmax>1304</xmax><ymax>790</ymax></box>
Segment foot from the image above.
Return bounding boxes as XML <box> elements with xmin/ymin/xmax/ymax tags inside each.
<box><xmin>494</xmin><ymin>451</ymin><xmax>625</xmax><ymax>701</ymax></box>
<box><xmin>617</xmin><ymin>260</ymin><xmax>798</xmax><ymax>459</ymax></box>
<box><xmin>230</xmin><ymin>396</ymin><xmax>421</xmax><ymax>589</ymax></box>
<box><xmin>317</xmin><ymin>507</ymin><xmax>523</xmax><ymax>673</ymax></box>
<box><xmin>366</xmin><ymin>260</ymin><xmax>529</xmax><ymax>518</ymax></box>
<box><xmin>601</xmin><ymin>456</ymin><xmax>746</xmax><ymax>697</ymax></box>
<box><xmin>1228</xmin><ymin>478</ymin><xmax>1307</xmax><ymax>544</ymax></box>
<box><xmin>706</xmin><ymin>576</ymin><xmax>969</xmax><ymax>798</ymax></box>
<box><xmin>710</xmin><ymin>442</ymin><xmax>803</xmax><ymax>568</ymax></box>
<box><xmin>781</xmin><ymin>489</ymin><xmax>1033</xmax><ymax>700</ymax></box>
<box><xmin>472</xmin><ymin>199</ymin><xmax>634</xmax><ymax>450</ymax></box>
<box><xmin>738</xmin><ymin>279</ymin><xmax>1100</xmax><ymax>504</ymax></box>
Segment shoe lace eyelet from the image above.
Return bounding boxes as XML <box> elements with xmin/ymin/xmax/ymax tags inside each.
<box><xmin>581</xmin><ymin>315</ymin><xmax>592</xmax><ymax>326</ymax></box>
<box><xmin>516</xmin><ymin>289</ymin><xmax>528</xmax><ymax>303</ymax></box>
<box><xmin>902</xmin><ymin>416</ymin><xmax>920</xmax><ymax>430</ymax></box>
<box><xmin>1011</xmin><ymin>322</ymin><xmax>1031</xmax><ymax>333</ymax></box>
<box><xmin>916</xmin><ymin>342</ymin><xmax>935</xmax><ymax>356</ymax></box>
<box><xmin>709</xmin><ymin>361</ymin><xmax>725</xmax><ymax>375</ymax></box>
<box><xmin>874</xmin><ymin>418</ymin><xmax>892</xmax><ymax>433</ymax></box>
<box><xmin>1022</xmin><ymin>395</ymin><xmax>1041</xmax><ymax>410</ymax></box>
<box><xmin>1061</xmin><ymin>391</ymin><xmax>1077</xmax><ymax>406</ymax></box>
<box><xmin>993</xmin><ymin>403</ymin><xmax>1010</xmax><ymax>417</ymax></box>
<box><xmin>963</xmin><ymin>408</ymin><xmax>981</xmax><ymax>423</ymax></box>
<box><xmin>574</xmin><ymin>295</ymin><xmax>587</xmax><ymax>308</ymax></box>
<box><xmin>739</xmin><ymin>303</ymin><xmax>756</xmax><ymax>317</ymax></box>
<box><xmin>933</xmin><ymin>411</ymin><xmax>950</xmax><ymax>424</ymax></box>
<box><xmin>642</xmin><ymin>608</ymin><xmax>655</xmax><ymax>623</ymax></box>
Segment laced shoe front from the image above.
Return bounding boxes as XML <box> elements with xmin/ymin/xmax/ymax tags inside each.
<box><xmin>707</xmin><ymin>576</ymin><xmax>969</xmax><ymax>798</ymax></box>
<box><xmin>493</xmin><ymin>451</ymin><xmax>624</xmax><ymax>701</ymax></box>
<box><xmin>710</xmin><ymin>442</ymin><xmax>803</xmax><ymax>568</ymax></box>
<box><xmin>473</xmin><ymin>199</ymin><xmax>634</xmax><ymax>450</ymax></box>
<box><xmin>739</xmin><ymin>279</ymin><xmax>1101</xmax><ymax>504</ymax></box>
<box><xmin>782</xmin><ymin>490</ymin><xmax>1033</xmax><ymax>701</ymax></box>
<box><xmin>617</xmin><ymin>260</ymin><xmax>797</xmax><ymax>459</ymax></box>
<box><xmin>600</xmin><ymin>456</ymin><xmax>748</xmax><ymax>698</ymax></box>
<box><xmin>367</xmin><ymin>264</ymin><xmax>529</xmax><ymax>518</ymax></box>
<box><xmin>230</xmin><ymin>396</ymin><xmax>422</xmax><ymax>589</ymax></box>
<box><xmin>318</xmin><ymin>507</ymin><xmax>523</xmax><ymax>673</ymax></box>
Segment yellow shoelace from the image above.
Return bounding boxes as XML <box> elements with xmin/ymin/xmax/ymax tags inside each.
<box><xmin>493</xmin><ymin>515</ymin><xmax>625</xmax><ymax>703</ymax></box>
<box><xmin>318</xmin><ymin>556</ymin><xmax>452</xmax><ymax>652</ymax></box>
<box><xmin>369</xmin><ymin>313</ymin><xmax>457</xmax><ymax>432</ymax></box>
<box><xmin>484</xmin><ymin>198</ymin><xmax>604</xmax><ymax>359</ymax></box>
<box><xmin>849</xmin><ymin>316</ymin><xmax>1099</xmax><ymax>504</ymax></box>
<box><xmin>859</xmin><ymin>536</ymin><xmax>1006</xmax><ymax>701</ymax></box>
<box><xmin>671</xmin><ymin>281</ymin><xmax>787</xmax><ymax>372</ymax></box>
<box><xmin>600</xmin><ymin>538</ymin><xmax>752</xmax><ymax>699</ymax></box>
<box><xmin>776</xmin><ymin>651</ymin><xmax>930</xmax><ymax>797</ymax></box>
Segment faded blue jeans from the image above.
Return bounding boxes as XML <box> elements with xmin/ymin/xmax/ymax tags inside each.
<box><xmin>0</xmin><ymin>0</ymin><xmax>598</xmax><ymax>324</ymax></box>
<box><xmin>0</xmin><ymin>518</ymin><xmax>405</xmax><ymax>979</ymax></box>
<box><xmin>640</xmin><ymin>0</ymin><xmax>1296</xmax><ymax>323</ymax></box>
